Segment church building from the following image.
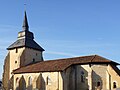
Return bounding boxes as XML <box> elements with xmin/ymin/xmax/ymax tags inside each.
<box><xmin>2</xmin><ymin>11</ymin><xmax>120</xmax><ymax>90</ymax></box>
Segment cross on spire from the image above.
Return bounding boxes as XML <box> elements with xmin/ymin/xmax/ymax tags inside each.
<box><xmin>24</xmin><ymin>0</ymin><xmax>27</xmax><ymax>9</ymax></box>
<box><xmin>24</xmin><ymin>3</ymin><xmax>27</xmax><ymax>11</ymax></box>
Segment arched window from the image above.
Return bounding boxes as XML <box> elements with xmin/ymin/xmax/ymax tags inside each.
<box><xmin>113</xmin><ymin>82</ymin><xmax>117</xmax><ymax>88</ymax></box>
<box><xmin>28</xmin><ymin>76</ymin><xmax>32</xmax><ymax>86</ymax></box>
<box><xmin>16</xmin><ymin>77</ymin><xmax>19</xmax><ymax>86</ymax></box>
<box><xmin>16</xmin><ymin>77</ymin><xmax>19</xmax><ymax>83</ymax></box>
<box><xmin>46</xmin><ymin>76</ymin><xmax>51</xmax><ymax>85</ymax></box>
<box><xmin>81</xmin><ymin>71</ymin><xmax>85</xmax><ymax>83</ymax></box>
<box><xmin>46</xmin><ymin>76</ymin><xmax>49</xmax><ymax>85</ymax></box>
<box><xmin>19</xmin><ymin>76</ymin><xmax>26</xmax><ymax>90</ymax></box>
<box><xmin>97</xmin><ymin>81</ymin><xmax>100</xmax><ymax>87</ymax></box>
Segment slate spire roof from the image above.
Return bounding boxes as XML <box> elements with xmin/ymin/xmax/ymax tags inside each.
<box><xmin>22</xmin><ymin>11</ymin><xmax>29</xmax><ymax>31</ymax></box>
<box><xmin>7</xmin><ymin>11</ymin><xmax>45</xmax><ymax>51</ymax></box>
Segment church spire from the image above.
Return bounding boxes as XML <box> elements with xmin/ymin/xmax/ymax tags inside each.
<box><xmin>22</xmin><ymin>11</ymin><xmax>29</xmax><ymax>31</ymax></box>
<box><xmin>7</xmin><ymin>11</ymin><xmax>45</xmax><ymax>52</ymax></box>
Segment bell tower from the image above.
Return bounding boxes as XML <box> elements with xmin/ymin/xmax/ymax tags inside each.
<box><xmin>2</xmin><ymin>11</ymin><xmax>44</xmax><ymax>90</ymax></box>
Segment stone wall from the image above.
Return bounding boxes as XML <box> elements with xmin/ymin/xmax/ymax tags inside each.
<box><xmin>13</xmin><ymin>72</ymin><xmax>63</xmax><ymax>90</ymax></box>
<box><xmin>108</xmin><ymin>65</ymin><xmax>120</xmax><ymax>90</ymax></box>
<box><xmin>2</xmin><ymin>47</ymin><xmax>43</xmax><ymax>90</ymax></box>
<box><xmin>62</xmin><ymin>64</ymin><xmax>120</xmax><ymax>90</ymax></box>
<box><xmin>23</xmin><ymin>48</ymin><xmax>43</xmax><ymax>66</ymax></box>
<box><xmin>2</xmin><ymin>53</ymin><xmax>10</xmax><ymax>90</ymax></box>
<box><xmin>91</xmin><ymin>64</ymin><xmax>108</xmax><ymax>90</ymax></box>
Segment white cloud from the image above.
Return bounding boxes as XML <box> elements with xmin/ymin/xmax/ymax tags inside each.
<box><xmin>45</xmin><ymin>51</ymin><xmax>76</xmax><ymax>57</ymax></box>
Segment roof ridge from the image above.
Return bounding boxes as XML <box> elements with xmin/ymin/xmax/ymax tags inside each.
<box><xmin>45</xmin><ymin>54</ymin><xmax>96</xmax><ymax>61</ymax></box>
<box><xmin>91</xmin><ymin>55</ymin><xmax>96</xmax><ymax>63</ymax></box>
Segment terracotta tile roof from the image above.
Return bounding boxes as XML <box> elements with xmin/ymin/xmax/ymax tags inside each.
<box><xmin>13</xmin><ymin>55</ymin><xmax>120</xmax><ymax>74</ymax></box>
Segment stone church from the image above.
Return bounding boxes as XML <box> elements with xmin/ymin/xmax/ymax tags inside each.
<box><xmin>2</xmin><ymin>11</ymin><xmax>120</xmax><ymax>90</ymax></box>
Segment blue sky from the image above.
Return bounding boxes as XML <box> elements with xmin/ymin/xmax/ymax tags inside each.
<box><xmin>0</xmin><ymin>0</ymin><xmax>120</xmax><ymax>78</ymax></box>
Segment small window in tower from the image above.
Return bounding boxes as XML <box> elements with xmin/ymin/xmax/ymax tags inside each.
<box><xmin>16</xmin><ymin>48</ymin><xmax>18</xmax><ymax>53</ymax></box>
<box><xmin>81</xmin><ymin>71</ymin><xmax>85</xmax><ymax>83</ymax></box>
<box><xmin>36</xmin><ymin>53</ymin><xmax>38</xmax><ymax>56</ymax></box>
<box><xmin>15</xmin><ymin>61</ymin><xmax>17</xmax><ymax>64</ymax></box>
<box><xmin>0</xmin><ymin>83</ymin><xmax>1</xmax><ymax>87</ymax></box>
<box><xmin>113</xmin><ymin>82</ymin><xmax>117</xmax><ymax>88</ymax></box>
<box><xmin>33</xmin><ymin>58</ymin><xmax>35</xmax><ymax>62</ymax></box>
